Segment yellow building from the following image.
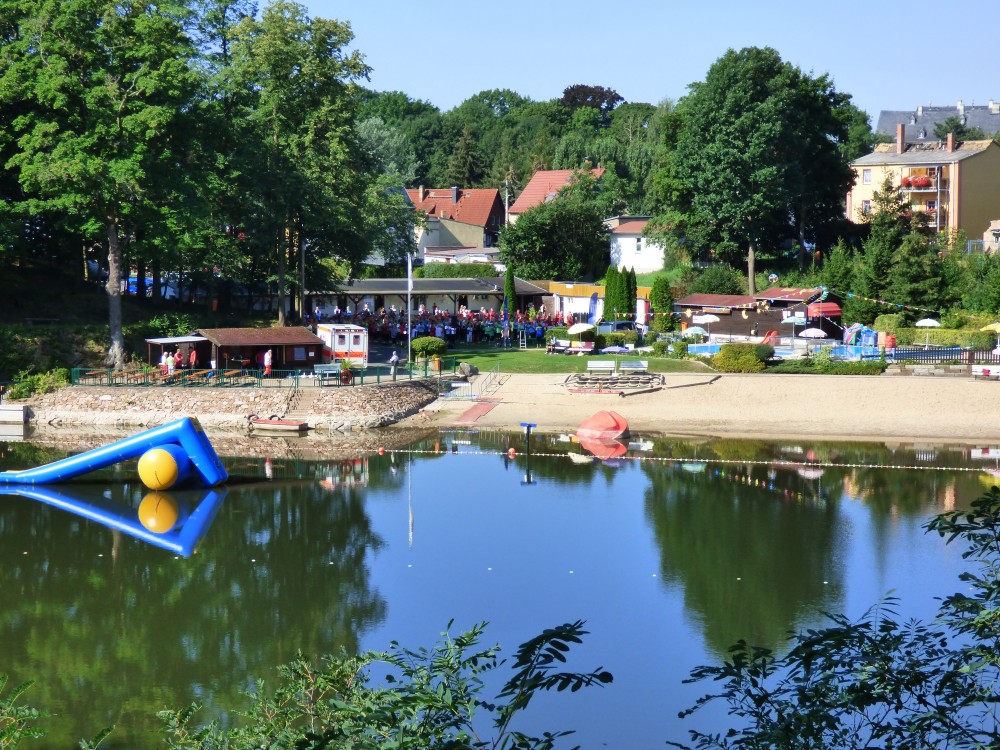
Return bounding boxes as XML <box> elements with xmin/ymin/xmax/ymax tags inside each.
<box><xmin>847</xmin><ymin>124</ymin><xmax>1000</xmax><ymax>239</ymax></box>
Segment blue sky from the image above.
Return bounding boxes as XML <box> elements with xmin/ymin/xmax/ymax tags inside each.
<box><xmin>306</xmin><ymin>0</ymin><xmax>998</xmax><ymax>123</ymax></box>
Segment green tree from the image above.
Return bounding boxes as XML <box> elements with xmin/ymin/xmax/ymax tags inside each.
<box><xmin>0</xmin><ymin>0</ymin><xmax>200</xmax><ymax>366</ymax></box>
<box><xmin>503</xmin><ymin>264</ymin><xmax>516</xmax><ymax>318</ymax></box>
<box><xmin>356</xmin><ymin>116</ymin><xmax>417</xmax><ymax>183</ymax></box>
<box><xmin>649</xmin><ymin>274</ymin><xmax>675</xmax><ymax>332</ymax></box>
<box><xmin>226</xmin><ymin>0</ymin><xmax>372</xmax><ymax>324</ymax></box>
<box><xmin>960</xmin><ymin>253</ymin><xmax>1000</xmax><ymax>314</ymax></box>
<box><xmin>603</xmin><ymin>265</ymin><xmax>625</xmax><ymax>320</ymax></box>
<box><xmin>848</xmin><ymin>176</ymin><xmax>911</xmax><ymax>323</ymax></box>
<box><xmin>933</xmin><ymin>115</ymin><xmax>986</xmax><ymax>141</ymax></box>
<box><xmin>691</xmin><ymin>265</ymin><xmax>745</xmax><ymax>295</ymax></box>
<box><xmin>625</xmin><ymin>267</ymin><xmax>638</xmax><ymax>317</ymax></box>
<box><xmin>819</xmin><ymin>239</ymin><xmax>857</xmax><ymax>297</ymax></box>
<box><xmin>500</xmin><ymin>198</ymin><xmax>607</xmax><ymax>281</ymax></box>
<box><xmin>671</xmin><ymin>488</ymin><xmax>1000</xmax><ymax>749</ymax></box>
<box><xmin>443</xmin><ymin>126</ymin><xmax>485</xmax><ymax>187</ymax></box>
<box><xmin>660</xmin><ymin>47</ymin><xmax>857</xmax><ymax>295</ymax></box>
<box><xmin>886</xmin><ymin>233</ymin><xmax>945</xmax><ymax>316</ymax></box>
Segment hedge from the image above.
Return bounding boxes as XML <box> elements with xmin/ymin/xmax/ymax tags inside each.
<box><xmin>410</xmin><ymin>336</ymin><xmax>447</xmax><ymax>359</ymax></box>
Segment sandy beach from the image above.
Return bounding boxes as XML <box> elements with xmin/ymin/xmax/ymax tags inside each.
<box><xmin>410</xmin><ymin>372</ymin><xmax>1000</xmax><ymax>444</ymax></box>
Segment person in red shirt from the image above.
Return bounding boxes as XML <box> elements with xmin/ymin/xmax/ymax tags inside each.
<box><xmin>189</xmin><ymin>349</ymin><xmax>198</xmax><ymax>369</ymax></box>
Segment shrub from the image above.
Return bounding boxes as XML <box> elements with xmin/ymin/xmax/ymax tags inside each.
<box><xmin>712</xmin><ymin>343</ymin><xmax>766</xmax><ymax>373</ymax></box>
<box><xmin>546</xmin><ymin>326</ymin><xmax>569</xmax><ymax>341</ymax></box>
<box><xmin>753</xmin><ymin>344</ymin><xmax>775</xmax><ymax>361</ymax></box>
<box><xmin>410</xmin><ymin>336</ymin><xmax>446</xmax><ymax>360</ymax></box>
<box><xmin>5</xmin><ymin>368</ymin><xmax>70</xmax><ymax>400</ymax></box>
<box><xmin>605</xmin><ymin>332</ymin><xmax>635</xmax><ymax>347</ymax></box>
<box><xmin>673</xmin><ymin>340</ymin><xmax>688</xmax><ymax>358</ymax></box>
<box><xmin>416</xmin><ymin>263</ymin><xmax>499</xmax><ymax>279</ymax></box>
<box><xmin>690</xmin><ymin>264</ymin><xmax>745</xmax><ymax>295</ymax></box>
<box><xmin>652</xmin><ymin>340</ymin><xmax>669</xmax><ymax>356</ymax></box>
<box><xmin>873</xmin><ymin>313</ymin><xmax>905</xmax><ymax>333</ymax></box>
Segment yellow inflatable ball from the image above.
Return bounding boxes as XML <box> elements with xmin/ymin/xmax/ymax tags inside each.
<box><xmin>138</xmin><ymin>444</ymin><xmax>192</xmax><ymax>490</ymax></box>
<box><xmin>138</xmin><ymin>492</ymin><xmax>180</xmax><ymax>533</ymax></box>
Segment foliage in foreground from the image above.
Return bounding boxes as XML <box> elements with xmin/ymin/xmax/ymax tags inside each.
<box><xmin>4</xmin><ymin>368</ymin><xmax>69</xmax><ymax>400</ymax></box>
<box><xmin>670</xmin><ymin>487</ymin><xmax>1000</xmax><ymax>749</ymax></box>
<box><xmin>158</xmin><ymin>620</ymin><xmax>611</xmax><ymax>750</ymax></box>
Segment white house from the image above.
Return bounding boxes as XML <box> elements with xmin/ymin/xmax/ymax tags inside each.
<box><xmin>607</xmin><ymin>216</ymin><xmax>663</xmax><ymax>274</ymax></box>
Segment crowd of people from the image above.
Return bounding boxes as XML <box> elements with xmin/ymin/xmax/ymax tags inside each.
<box><xmin>306</xmin><ymin>302</ymin><xmax>601</xmax><ymax>348</ymax></box>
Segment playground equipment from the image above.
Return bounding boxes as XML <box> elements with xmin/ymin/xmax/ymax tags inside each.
<box><xmin>0</xmin><ymin>417</ymin><xmax>227</xmax><ymax>489</ymax></box>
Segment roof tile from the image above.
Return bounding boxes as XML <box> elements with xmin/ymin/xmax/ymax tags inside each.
<box><xmin>509</xmin><ymin>168</ymin><xmax>605</xmax><ymax>215</ymax></box>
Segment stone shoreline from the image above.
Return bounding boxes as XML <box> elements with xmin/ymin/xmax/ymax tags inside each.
<box><xmin>22</xmin><ymin>380</ymin><xmax>439</xmax><ymax>433</ymax></box>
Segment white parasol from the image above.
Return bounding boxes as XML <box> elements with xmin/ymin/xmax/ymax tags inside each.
<box><xmin>915</xmin><ymin>318</ymin><xmax>940</xmax><ymax>347</ymax></box>
<box><xmin>692</xmin><ymin>313</ymin><xmax>720</xmax><ymax>336</ymax></box>
<box><xmin>567</xmin><ymin>322</ymin><xmax>595</xmax><ymax>337</ymax></box>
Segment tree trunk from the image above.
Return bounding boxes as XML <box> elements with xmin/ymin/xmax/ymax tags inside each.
<box><xmin>276</xmin><ymin>234</ymin><xmax>287</xmax><ymax>326</ymax></box>
<box><xmin>151</xmin><ymin>259</ymin><xmax>162</xmax><ymax>305</ymax></box>
<box><xmin>137</xmin><ymin>258</ymin><xmax>147</xmax><ymax>301</ymax></box>
<box><xmin>747</xmin><ymin>242</ymin><xmax>757</xmax><ymax>296</ymax></box>
<box><xmin>104</xmin><ymin>216</ymin><xmax>126</xmax><ymax>369</ymax></box>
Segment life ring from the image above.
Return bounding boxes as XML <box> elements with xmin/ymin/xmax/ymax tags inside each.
<box><xmin>340</xmin><ymin>369</ymin><xmax>353</xmax><ymax>385</ymax></box>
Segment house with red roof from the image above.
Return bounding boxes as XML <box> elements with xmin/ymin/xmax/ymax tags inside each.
<box><xmin>507</xmin><ymin>168</ymin><xmax>605</xmax><ymax>223</ymax></box>
<box><xmin>405</xmin><ymin>186</ymin><xmax>505</xmax><ymax>258</ymax></box>
<box><xmin>606</xmin><ymin>216</ymin><xmax>664</xmax><ymax>273</ymax></box>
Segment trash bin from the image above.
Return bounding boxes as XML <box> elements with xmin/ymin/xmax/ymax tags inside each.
<box><xmin>884</xmin><ymin>334</ymin><xmax>896</xmax><ymax>349</ymax></box>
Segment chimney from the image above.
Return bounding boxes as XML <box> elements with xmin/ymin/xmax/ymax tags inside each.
<box><xmin>896</xmin><ymin>123</ymin><xmax>905</xmax><ymax>155</ymax></box>
<box><xmin>947</xmin><ymin>132</ymin><xmax>955</xmax><ymax>152</ymax></box>
<box><xmin>451</xmin><ymin>186</ymin><xmax>459</xmax><ymax>203</ymax></box>
<box><xmin>918</xmin><ymin>105</ymin><xmax>923</xmax><ymax>117</ymax></box>
<box><xmin>418</xmin><ymin>185</ymin><xmax>425</xmax><ymax>202</ymax></box>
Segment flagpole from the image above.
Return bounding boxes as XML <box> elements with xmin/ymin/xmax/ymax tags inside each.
<box><xmin>406</xmin><ymin>252</ymin><xmax>413</xmax><ymax>365</ymax></box>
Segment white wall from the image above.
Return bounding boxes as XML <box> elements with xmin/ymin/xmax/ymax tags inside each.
<box><xmin>610</xmin><ymin>234</ymin><xmax>663</xmax><ymax>274</ymax></box>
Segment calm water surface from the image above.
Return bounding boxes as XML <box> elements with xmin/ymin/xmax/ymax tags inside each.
<box><xmin>0</xmin><ymin>431</ymin><xmax>989</xmax><ymax>748</ymax></box>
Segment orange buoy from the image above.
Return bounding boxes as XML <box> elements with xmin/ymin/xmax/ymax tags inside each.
<box><xmin>507</xmin><ymin>448</ymin><xmax>516</xmax><ymax>458</ymax></box>
<box><xmin>378</xmin><ymin>447</ymin><xmax>385</xmax><ymax>455</ymax></box>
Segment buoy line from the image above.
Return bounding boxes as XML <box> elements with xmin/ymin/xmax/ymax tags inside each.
<box><xmin>364</xmin><ymin>448</ymin><xmax>990</xmax><ymax>473</ymax></box>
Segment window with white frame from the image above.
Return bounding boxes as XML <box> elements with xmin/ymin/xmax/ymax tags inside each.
<box><xmin>861</xmin><ymin>199</ymin><xmax>871</xmax><ymax>215</ymax></box>
<box><xmin>635</xmin><ymin>237</ymin><xmax>642</xmax><ymax>253</ymax></box>
<box><xmin>862</xmin><ymin>168</ymin><xmax>872</xmax><ymax>184</ymax></box>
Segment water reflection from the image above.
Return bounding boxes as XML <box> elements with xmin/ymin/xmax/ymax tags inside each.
<box><xmin>0</xmin><ymin>433</ymin><xmax>990</xmax><ymax>748</ymax></box>
<box><xmin>0</xmin><ymin>484</ymin><xmax>225</xmax><ymax>556</ymax></box>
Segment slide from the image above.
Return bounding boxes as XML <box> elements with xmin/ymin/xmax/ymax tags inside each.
<box><xmin>760</xmin><ymin>330</ymin><xmax>780</xmax><ymax>346</ymax></box>
<box><xmin>0</xmin><ymin>484</ymin><xmax>227</xmax><ymax>556</ymax></box>
<box><xmin>0</xmin><ymin>416</ymin><xmax>227</xmax><ymax>487</ymax></box>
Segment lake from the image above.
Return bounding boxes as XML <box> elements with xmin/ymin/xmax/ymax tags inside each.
<box><xmin>0</xmin><ymin>430</ymin><xmax>988</xmax><ymax>748</ymax></box>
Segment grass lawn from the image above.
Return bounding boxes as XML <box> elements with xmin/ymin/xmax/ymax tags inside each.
<box><xmin>442</xmin><ymin>345</ymin><xmax>710</xmax><ymax>374</ymax></box>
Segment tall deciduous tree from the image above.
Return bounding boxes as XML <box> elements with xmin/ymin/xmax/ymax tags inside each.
<box><xmin>499</xmin><ymin>198</ymin><xmax>607</xmax><ymax>281</ymax></box>
<box><xmin>227</xmin><ymin>0</ymin><xmax>370</xmax><ymax>324</ymax></box>
<box><xmin>0</xmin><ymin>0</ymin><xmax>200</xmax><ymax>367</ymax></box>
<box><xmin>660</xmin><ymin>47</ymin><xmax>857</xmax><ymax>295</ymax></box>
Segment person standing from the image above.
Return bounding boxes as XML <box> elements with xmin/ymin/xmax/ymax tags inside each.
<box><xmin>263</xmin><ymin>348</ymin><xmax>272</xmax><ymax>376</ymax></box>
<box><xmin>189</xmin><ymin>348</ymin><xmax>198</xmax><ymax>369</ymax></box>
<box><xmin>174</xmin><ymin>349</ymin><xmax>184</xmax><ymax>370</ymax></box>
<box><xmin>388</xmin><ymin>350</ymin><xmax>399</xmax><ymax>380</ymax></box>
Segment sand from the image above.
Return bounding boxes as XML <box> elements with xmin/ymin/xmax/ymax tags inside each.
<box><xmin>409</xmin><ymin>372</ymin><xmax>1000</xmax><ymax>444</ymax></box>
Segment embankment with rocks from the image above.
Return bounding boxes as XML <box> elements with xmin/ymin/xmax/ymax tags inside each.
<box><xmin>23</xmin><ymin>380</ymin><xmax>439</xmax><ymax>432</ymax></box>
